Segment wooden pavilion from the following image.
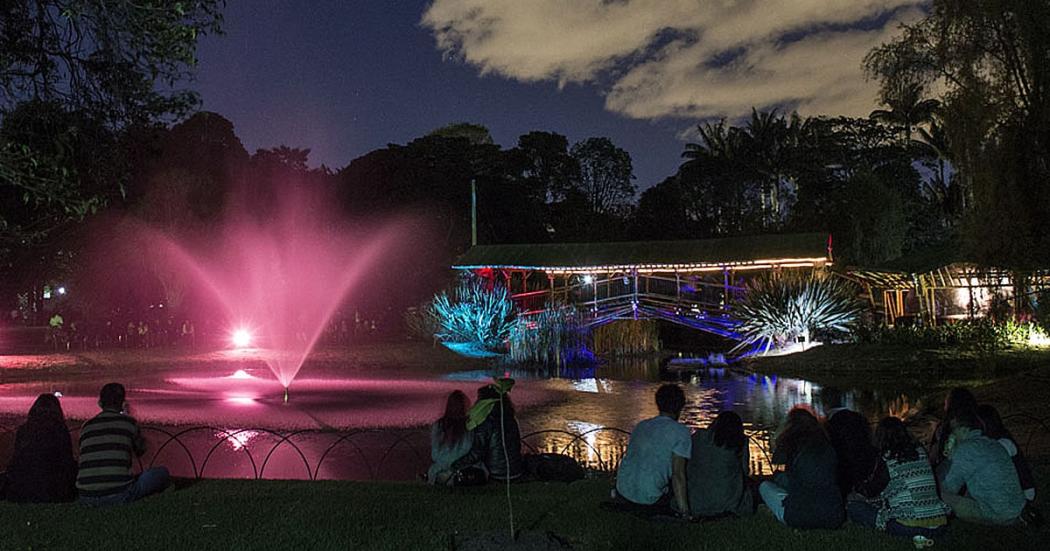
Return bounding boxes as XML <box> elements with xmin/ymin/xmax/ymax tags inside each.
<box><xmin>845</xmin><ymin>244</ymin><xmax>1050</xmax><ymax>326</ymax></box>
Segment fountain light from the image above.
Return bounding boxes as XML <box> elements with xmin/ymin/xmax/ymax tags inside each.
<box><xmin>231</xmin><ymin>328</ymin><xmax>253</xmax><ymax>349</ymax></box>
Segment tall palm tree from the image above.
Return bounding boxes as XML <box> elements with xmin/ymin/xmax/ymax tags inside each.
<box><xmin>869</xmin><ymin>81</ymin><xmax>940</xmax><ymax>141</ymax></box>
<box><xmin>913</xmin><ymin>115</ymin><xmax>961</xmax><ymax>221</ymax></box>
<box><xmin>742</xmin><ymin>109</ymin><xmax>792</xmax><ymax>227</ymax></box>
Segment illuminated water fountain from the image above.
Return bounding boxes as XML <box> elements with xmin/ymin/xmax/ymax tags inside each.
<box><xmin>147</xmin><ymin>191</ymin><xmax>397</xmax><ymax>400</ymax></box>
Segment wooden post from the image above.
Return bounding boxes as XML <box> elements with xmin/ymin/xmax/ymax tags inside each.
<box><xmin>723</xmin><ymin>267</ymin><xmax>730</xmax><ymax>311</ymax></box>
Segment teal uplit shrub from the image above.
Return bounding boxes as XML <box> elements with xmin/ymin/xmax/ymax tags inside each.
<box><xmin>734</xmin><ymin>272</ymin><xmax>862</xmax><ymax>353</ymax></box>
<box><xmin>432</xmin><ymin>280</ymin><xmax>515</xmax><ymax>353</ymax></box>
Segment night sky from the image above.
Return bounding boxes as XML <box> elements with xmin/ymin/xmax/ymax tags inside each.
<box><xmin>192</xmin><ymin>1</ymin><xmax>924</xmax><ymax>189</ymax></box>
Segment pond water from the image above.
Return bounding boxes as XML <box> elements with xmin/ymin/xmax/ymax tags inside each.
<box><xmin>0</xmin><ymin>349</ymin><xmax>921</xmax><ymax>480</ymax></box>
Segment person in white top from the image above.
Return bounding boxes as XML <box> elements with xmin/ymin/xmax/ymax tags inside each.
<box><xmin>615</xmin><ymin>384</ymin><xmax>692</xmax><ymax>517</ymax></box>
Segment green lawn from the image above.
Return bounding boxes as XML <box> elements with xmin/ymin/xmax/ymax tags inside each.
<box><xmin>1</xmin><ymin>476</ymin><xmax>1045</xmax><ymax>550</ymax></box>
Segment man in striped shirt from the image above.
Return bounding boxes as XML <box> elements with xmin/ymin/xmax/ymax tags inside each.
<box><xmin>77</xmin><ymin>383</ymin><xmax>169</xmax><ymax>505</ymax></box>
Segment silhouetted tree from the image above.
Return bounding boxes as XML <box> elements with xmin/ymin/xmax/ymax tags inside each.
<box><xmin>569</xmin><ymin>137</ymin><xmax>636</xmax><ymax>218</ymax></box>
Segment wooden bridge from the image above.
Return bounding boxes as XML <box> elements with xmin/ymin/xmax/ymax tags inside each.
<box><xmin>453</xmin><ymin>233</ymin><xmax>833</xmax><ymax>339</ymax></box>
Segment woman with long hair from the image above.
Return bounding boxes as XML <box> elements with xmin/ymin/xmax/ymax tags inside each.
<box><xmin>4</xmin><ymin>394</ymin><xmax>77</xmax><ymax>502</ymax></box>
<box><xmin>428</xmin><ymin>390</ymin><xmax>473</xmax><ymax>485</ymax></box>
<box><xmin>848</xmin><ymin>417</ymin><xmax>950</xmax><ymax>543</ymax></box>
<box><xmin>759</xmin><ymin>406</ymin><xmax>844</xmax><ymax>529</ymax></box>
<box><xmin>930</xmin><ymin>387</ymin><xmax>978</xmax><ymax>467</ymax></box>
<box><xmin>450</xmin><ymin>384</ymin><xmax>524</xmax><ymax>481</ymax></box>
<box><xmin>687</xmin><ymin>411</ymin><xmax>754</xmax><ymax>518</ymax></box>
<box><xmin>827</xmin><ymin>409</ymin><xmax>886</xmax><ymax>498</ymax></box>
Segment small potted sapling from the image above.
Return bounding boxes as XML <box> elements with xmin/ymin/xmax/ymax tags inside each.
<box><xmin>466</xmin><ymin>377</ymin><xmax>517</xmax><ymax>541</ymax></box>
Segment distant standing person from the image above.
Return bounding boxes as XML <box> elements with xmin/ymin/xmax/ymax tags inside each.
<box><xmin>77</xmin><ymin>383</ymin><xmax>169</xmax><ymax>505</ymax></box>
<box><xmin>759</xmin><ymin>406</ymin><xmax>844</xmax><ymax>529</ymax></box>
<box><xmin>428</xmin><ymin>390</ymin><xmax>475</xmax><ymax>485</ymax></box>
<box><xmin>687</xmin><ymin>411</ymin><xmax>754</xmax><ymax>518</ymax></box>
<box><xmin>614</xmin><ymin>384</ymin><xmax>691</xmax><ymax>517</ymax></box>
<box><xmin>4</xmin><ymin>394</ymin><xmax>77</xmax><ymax>503</ymax></box>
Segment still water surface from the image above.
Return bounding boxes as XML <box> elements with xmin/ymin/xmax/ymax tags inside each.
<box><xmin>0</xmin><ymin>353</ymin><xmax>920</xmax><ymax>479</ymax></box>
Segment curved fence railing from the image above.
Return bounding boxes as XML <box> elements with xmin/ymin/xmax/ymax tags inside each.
<box><xmin>1</xmin><ymin>412</ymin><xmax>1046</xmax><ymax>481</ymax></box>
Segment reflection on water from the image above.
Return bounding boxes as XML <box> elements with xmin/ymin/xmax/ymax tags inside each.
<box><xmin>0</xmin><ymin>353</ymin><xmax>923</xmax><ymax>481</ymax></box>
<box><xmin>520</xmin><ymin>356</ymin><xmax>920</xmax><ymax>475</ymax></box>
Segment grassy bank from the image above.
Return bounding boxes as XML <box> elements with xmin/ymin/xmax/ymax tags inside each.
<box><xmin>743</xmin><ymin>344</ymin><xmax>1050</xmax><ymax>390</ymax></box>
<box><xmin>1</xmin><ymin>476</ymin><xmax>1047</xmax><ymax>550</ymax></box>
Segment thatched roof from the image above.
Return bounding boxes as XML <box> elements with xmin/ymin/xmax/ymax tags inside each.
<box><xmin>452</xmin><ymin>232</ymin><xmax>831</xmax><ymax>272</ymax></box>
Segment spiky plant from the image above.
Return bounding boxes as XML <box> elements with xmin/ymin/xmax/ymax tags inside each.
<box><xmin>734</xmin><ymin>272</ymin><xmax>861</xmax><ymax>353</ymax></box>
<box><xmin>432</xmin><ymin>280</ymin><xmax>515</xmax><ymax>350</ymax></box>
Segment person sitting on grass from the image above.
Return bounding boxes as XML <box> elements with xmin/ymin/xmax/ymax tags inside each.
<box><xmin>687</xmin><ymin>411</ymin><xmax>753</xmax><ymax>519</ymax></box>
<box><xmin>976</xmin><ymin>404</ymin><xmax>1037</xmax><ymax>503</ymax></box>
<box><xmin>428</xmin><ymin>390</ymin><xmax>476</xmax><ymax>485</ymax></box>
<box><xmin>827</xmin><ymin>409</ymin><xmax>887</xmax><ymax>499</ymax></box>
<box><xmin>930</xmin><ymin>387</ymin><xmax>978</xmax><ymax>469</ymax></box>
<box><xmin>940</xmin><ymin>408</ymin><xmax>1025</xmax><ymax>525</ymax></box>
<box><xmin>759</xmin><ymin>405</ymin><xmax>844</xmax><ymax>529</ymax></box>
<box><xmin>613</xmin><ymin>384</ymin><xmax>691</xmax><ymax>518</ymax></box>
<box><xmin>450</xmin><ymin>385</ymin><xmax>524</xmax><ymax>481</ymax></box>
<box><xmin>847</xmin><ymin>417</ymin><xmax>950</xmax><ymax>542</ymax></box>
<box><xmin>77</xmin><ymin>383</ymin><xmax>170</xmax><ymax>506</ymax></box>
<box><xmin>4</xmin><ymin>393</ymin><xmax>77</xmax><ymax>503</ymax></box>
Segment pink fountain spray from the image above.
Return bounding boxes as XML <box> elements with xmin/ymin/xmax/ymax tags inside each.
<box><xmin>146</xmin><ymin>188</ymin><xmax>397</xmax><ymax>402</ymax></box>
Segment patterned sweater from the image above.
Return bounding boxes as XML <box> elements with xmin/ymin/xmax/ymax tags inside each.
<box><xmin>875</xmin><ymin>447</ymin><xmax>950</xmax><ymax>530</ymax></box>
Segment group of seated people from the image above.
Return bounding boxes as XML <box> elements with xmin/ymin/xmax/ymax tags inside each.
<box><xmin>608</xmin><ymin>383</ymin><xmax>1036</xmax><ymax>543</ymax></box>
<box><xmin>428</xmin><ymin>385</ymin><xmax>525</xmax><ymax>485</ymax></box>
<box><xmin>1</xmin><ymin>383</ymin><xmax>169</xmax><ymax>505</ymax></box>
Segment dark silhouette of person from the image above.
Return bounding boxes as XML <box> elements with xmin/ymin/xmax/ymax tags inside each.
<box><xmin>4</xmin><ymin>394</ymin><xmax>77</xmax><ymax>503</ymax></box>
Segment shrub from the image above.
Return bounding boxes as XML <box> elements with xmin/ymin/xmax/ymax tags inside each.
<box><xmin>854</xmin><ymin>318</ymin><xmax>1044</xmax><ymax>351</ymax></box>
<box><xmin>1035</xmin><ymin>289</ymin><xmax>1050</xmax><ymax>335</ymax></box>
<box><xmin>432</xmin><ymin>280</ymin><xmax>515</xmax><ymax>351</ymax></box>
<box><xmin>403</xmin><ymin>300</ymin><xmax>441</xmax><ymax>343</ymax></box>
<box><xmin>591</xmin><ymin>320</ymin><xmax>661</xmax><ymax>356</ymax></box>
<box><xmin>508</xmin><ymin>305</ymin><xmax>588</xmax><ymax>366</ymax></box>
<box><xmin>734</xmin><ymin>272</ymin><xmax>862</xmax><ymax>353</ymax></box>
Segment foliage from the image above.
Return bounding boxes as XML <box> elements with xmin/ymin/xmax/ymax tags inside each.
<box><xmin>734</xmin><ymin>272</ymin><xmax>862</xmax><ymax>353</ymax></box>
<box><xmin>866</xmin><ymin>0</ymin><xmax>1050</xmax><ymax>269</ymax></box>
<box><xmin>591</xmin><ymin>320</ymin><xmax>661</xmax><ymax>356</ymax></box>
<box><xmin>432</xmin><ymin>280</ymin><xmax>515</xmax><ymax>350</ymax></box>
<box><xmin>1036</xmin><ymin>290</ymin><xmax>1050</xmax><ymax>335</ymax></box>
<box><xmin>427</xmin><ymin>122</ymin><xmax>494</xmax><ymax>145</ymax></box>
<box><xmin>402</xmin><ymin>301</ymin><xmax>441</xmax><ymax>343</ymax></box>
<box><xmin>465</xmin><ymin>377</ymin><xmax>515</xmax><ymax>431</ymax></box>
<box><xmin>0</xmin><ymin>0</ymin><xmax>225</xmax><ymax>246</ymax></box>
<box><xmin>515</xmin><ymin>131</ymin><xmax>579</xmax><ymax>204</ymax></box>
<box><xmin>677</xmin><ymin>111</ymin><xmax>927</xmax><ymax>242</ymax></box>
<box><xmin>569</xmin><ymin>137</ymin><xmax>636</xmax><ymax>217</ymax></box>
<box><xmin>508</xmin><ymin>305</ymin><xmax>588</xmax><ymax>366</ymax></box>
<box><xmin>854</xmin><ymin>319</ymin><xmax>1046</xmax><ymax>351</ymax></box>
<box><xmin>830</xmin><ymin>172</ymin><xmax>908</xmax><ymax>266</ymax></box>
